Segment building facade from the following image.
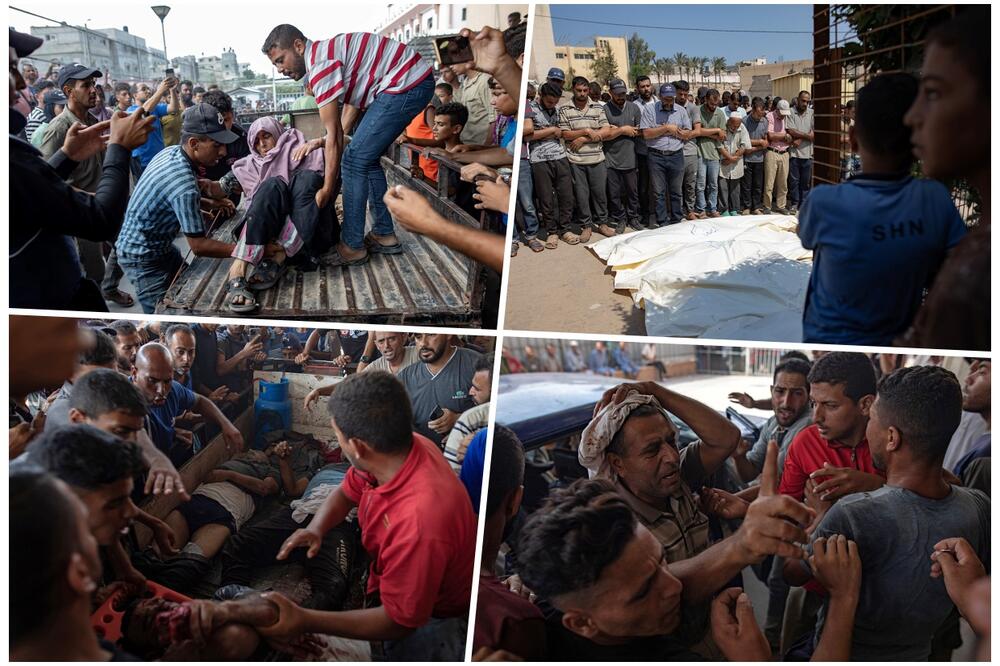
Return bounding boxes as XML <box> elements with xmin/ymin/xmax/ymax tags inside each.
<box><xmin>530</xmin><ymin>6</ymin><xmax>628</xmax><ymax>86</ymax></box>
<box><xmin>26</xmin><ymin>24</ymin><xmax>166</xmax><ymax>82</ymax></box>
<box><xmin>375</xmin><ymin>3</ymin><xmax>527</xmax><ymax>44</ymax></box>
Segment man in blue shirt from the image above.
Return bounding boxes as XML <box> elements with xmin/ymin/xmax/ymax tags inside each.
<box><xmin>126</xmin><ymin>77</ymin><xmax>180</xmax><ymax>178</ymax></box>
<box><xmin>798</xmin><ymin>73</ymin><xmax>967</xmax><ymax>345</ymax></box>
<box><xmin>639</xmin><ymin>84</ymin><xmax>693</xmax><ymax>226</ymax></box>
<box><xmin>587</xmin><ymin>341</ymin><xmax>614</xmax><ymax>376</ymax></box>
<box><xmin>132</xmin><ymin>342</ymin><xmax>244</xmax><ymax>467</ymax></box>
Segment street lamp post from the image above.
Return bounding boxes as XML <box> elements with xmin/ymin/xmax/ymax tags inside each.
<box><xmin>151</xmin><ymin>5</ymin><xmax>170</xmax><ymax>66</ymax></box>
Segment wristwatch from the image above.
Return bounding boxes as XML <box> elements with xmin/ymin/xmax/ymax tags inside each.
<box><xmin>359</xmin><ymin>354</ymin><xmax>373</xmax><ymax>364</ymax></box>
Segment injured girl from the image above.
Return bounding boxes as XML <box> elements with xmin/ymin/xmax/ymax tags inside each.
<box><xmin>222</xmin><ymin>117</ymin><xmax>339</xmax><ymax>313</ymax></box>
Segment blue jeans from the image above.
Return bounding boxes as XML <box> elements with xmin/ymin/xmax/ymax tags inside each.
<box><xmin>648</xmin><ymin>149</ymin><xmax>685</xmax><ymax>225</ymax></box>
<box><xmin>381</xmin><ymin>616</ymin><xmax>467</xmax><ymax>661</ymax></box>
<box><xmin>341</xmin><ymin>74</ymin><xmax>434</xmax><ymax>250</ymax></box>
<box><xmin>788</xmin><ymin>156</ymin><xmax>812</xmax><ymax>209</ymax></box>
<box><xmin>118</xmin><ymin>245</ymin><xmax>184</xmax><ymax>314</ymax></box>
<box><xmin>696</xmin><ymin>158</ymin><xmax>720</xmax><ymax>213</ymax></box>
<box><xmin>516</xmin><ymin>158</ymin><xmax>539</xmax><ymax>240</ymax></box>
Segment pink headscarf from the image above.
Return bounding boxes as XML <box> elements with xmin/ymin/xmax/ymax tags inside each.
<box><xmin>231</xmin><ymin>116</ymin><xmax>324</xmax><ymax>203</ymax></box>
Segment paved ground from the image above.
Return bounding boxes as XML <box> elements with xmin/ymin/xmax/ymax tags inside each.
<box><xmin>504</xmin><ymin>238</ymin><xmax>646</xmax><ymax>334</ymax></box>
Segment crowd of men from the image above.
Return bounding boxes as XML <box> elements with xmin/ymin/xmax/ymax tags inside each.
<box><xmin>515</xmin><ymin>9</ymin><xmax>987</xmax><ymax>353</ymax></box>
<box><xmin>11</xmin><ymin>15</ymin><xmax>524</xmax><ymax>318</ymax></box>
<box><xmin>502</xmin><ymin>339</ymin><xmax>664</xmax><ymax>379</ymax></box>
<box><xmin>476</xmin><ymin>349</ymin><xmax>991</xmax><ymax>660</ymax></box>
<box><xmin>10</xmin><ymin>317</ymin><xmax>496</xmax><ymax>660</ymax></box>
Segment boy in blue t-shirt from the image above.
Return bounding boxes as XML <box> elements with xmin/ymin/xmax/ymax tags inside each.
<box><xmin>798</xmin><ymin>73</ymin><xmax>966</xmax><ymax>345</ymax></box>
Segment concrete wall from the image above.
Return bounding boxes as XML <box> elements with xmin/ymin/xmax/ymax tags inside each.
<box><xmin>772</xmin><ymin>73</ymin><xmax>814</xmax><ymax>102</ymax></box>
<box><xmin>737</xmin><ymin>58</ymin><xmax>812</xmax><ymax>94</ymax></box>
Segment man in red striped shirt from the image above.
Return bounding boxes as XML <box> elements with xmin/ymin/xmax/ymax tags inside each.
<box><xmin>262</xmin><ymin>24</ymin><xmax>435</xmax><ymax>266</ymax></box>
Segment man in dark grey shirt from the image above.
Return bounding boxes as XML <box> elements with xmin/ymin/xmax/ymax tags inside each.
<box><xmin>633</xmin><ymin>76</ymin><xmax>657</xmax><ymax>227</ymax></box>
<box><xmin>398</xmin><ymin>334</ymin><xmax>481</xmax><ymax>450</ymax></box>
<box><xmin>741</xmin><ymin>98</ymin><xmax>770</xmax><ymax>214</ymax></box>
<box><xmin>602</xmin><ymin>79</ymin><xmax>642</xmax><ymax>232</ymax></box>
<box><xmin>673</xmin><ymin>80</ymin><xmax>702</xmax><ymax>219</ymax></box>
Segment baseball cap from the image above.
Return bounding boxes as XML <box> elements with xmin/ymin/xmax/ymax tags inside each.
<box><xmin>43</xmin><ymin>90</ymin><xmax>68</xmax><ymax>105</ymax></box>
<box><xmin>56</xmin><ymin>63</ymin><xmax>102</xmax><ymax>90</ymax></box>
<box><xmin>182</xmin><ymin>103</ymin><xmax>239</xmax><ymax>144</ymax></box>
<box><xmin>608</xmin><ymin>78</ymin><xmax>627</xmax><ymax>94</ymax></box>
<box><xmin>547</xmin><ymin>67</ymin><xmax>566</xmax><ymax>82</ymax></box>
<box><xmin>9</xmin><ymin>28</ymin><xmax>43</xmax><ymax>58</ymax></box>
<box><xmin>659</xmin><ymin>83</ymin><xmax>676</xmax><ymax>97</ymax></box>
<box><xmin>697</xmin><ymin>86</ymin><xmax>710</xmax><ymax>99</ymax></box>
<box><xmin>777</xmin><ymin>99</ymin><xmax>791</xmax><ymax>116</ymax></box>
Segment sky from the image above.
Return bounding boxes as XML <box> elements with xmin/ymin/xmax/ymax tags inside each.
<box><xmin>8</xmin><ymin>0</ymin><xmax>391</xmax><ymax>75</ymax></box>
<box><xmin>545</xmin><ymin>4</ymin><xmax>814</xmax><ymax>65</ymax></box>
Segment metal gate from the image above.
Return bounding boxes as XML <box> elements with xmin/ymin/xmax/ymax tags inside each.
<box><xmin>811</xmin><ymin>4</ymin><xmax>980</xmax><ymax>223</ymax></box>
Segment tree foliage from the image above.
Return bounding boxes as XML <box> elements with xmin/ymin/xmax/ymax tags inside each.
<box><xmin>627</xmin><ymin>33</ymin><xmax>655</xmax><ymax>83</ymax></box>
<box><xmin>591</xmin><ymin>41</ymin><xmax>619</xmax><ymax>86</ymax></box>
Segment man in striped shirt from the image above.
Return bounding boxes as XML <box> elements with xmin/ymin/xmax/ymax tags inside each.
<box><xmin>262</xmin><ymin>24</ymin><xmax>435</xmax><ymax>266</ymax></box>
<box><xmin>116</xmin><ymin>104</ymin><xmax>242</xmax><ymax>314</ymax></box>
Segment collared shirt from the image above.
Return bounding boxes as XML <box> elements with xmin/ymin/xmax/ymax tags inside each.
<box><xmin>745</xmin><ymin>411</ymin><xmax>812</xmax><ymax>476</ymax></box>
<box><xmin>696</xmin><ymin>104</ymin><xmax>727</xmax><ymax>161</ymax></box>
<box><xmin>558</xmin><ymin>101</ymin><xmax>609</xmax><ymax>165</ymax></box>
<box><xmin>639</xmin><ymin>101</ymin><xmax>691</xmax><ymax>153</ymax></box>
<box><xmin>742</xmin><ymin>113</ymin><xmax>769</xmax><ymax>164</ymax></box>
<box><xmin>602</xmin><ymin>99</ymin><xmax>641</xmax><ymax>170</ymax></box>
<box><xmin>720</xmin><ymin>124</ymin><xmax>752</xmax><ymax>179</ymax></box>
<box><xmin>456</xmin><ymin>70</ymin><xmax>495</xmax><ymax>145</ymax></box>
<box><xmin>38</xmin><ymin>107</ymin><xmax>104</xmax><ymax>192</ymax></box>
<box><xmin>683</xmin><ymin>100</ymin><xmax>700</xmax><ymax>157</ymax></box>
<box><xmin>116</xmin><ymin>145</ymin><xmax>205</xmax><ymax>258</ymax></box>
<box><xmin>527</xmin><ymin>100</ymin><xmax>567</xmax><ymax>164</ymax></box>
<box><xmin>633</xmin><ymin>96</ymin><xmax>657</xmax><ymax>156</ymax></box>
<box><xmin>786</xmin><ymin>105</ymin><xmax>815</xmax><ymax>159</ymax></box>
<box><xmin>766</xmin><ymin>110</ymin><xmax>790</xmax><ymax>152</ymax></box>
<box><xmin>614</xmin><ymin>440</ymin><xmax>711</xmax><ymax>562</ymax></box>
<box><xmin>723</xmin><ymin>105</ymin><xmax>747</xmax><ymax>121</ymax></box>
<box><xmin>778</xmin><ymin>424</ymin><xmax>885</xmax><ymax>500</ymax></box>
<box><xmin>305</xmin><ymin>33</ymin><xmax>432</xmax><ymax>110</ymax></box>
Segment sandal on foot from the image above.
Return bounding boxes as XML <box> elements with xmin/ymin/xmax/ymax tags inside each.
<box><xmin>103</xmin><ymin>289</ymin><xmax>135</xmax><ymax>307</ymax></box>
<box><xmin>510</xmin><ymin>241</ymin><xmax>519</xmax><ymax>257</ymax></box>
<box><xmin>321</xmin><ymin>246</ymin><xmax>370</xmax><ymax>267</ymax></box>
<box><xmin>364</xmin><ymin>233</ymin><xmax>404</xmax><ymax>255</ymax></box>
<box><xmin>247</xmin><ymin>259</ymin><xmax>288</xmax><ymax>291</ymax></box>
<box><xmin>226</xmin><ymin>277</ymin><xmax>258</xmax><ymax>313</ymax></box>
<box><xmin>527</xmin><ymin>238</ymin><xmax>545</xmax><ymax>252</ymax></box>
<box><xmin>544</xmin><ymin>234</ymin><xmax>559</xmax><ymax>250</ymax></box>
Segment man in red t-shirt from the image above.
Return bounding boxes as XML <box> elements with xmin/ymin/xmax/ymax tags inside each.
<box><xmin>257</xmin><ymin>371</ymin><xmax>476</xmax><ymax>661</ymax></box>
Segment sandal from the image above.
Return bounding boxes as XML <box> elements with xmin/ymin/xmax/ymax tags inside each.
<box><xmin>321</xmin><ymin>246</ymin><xmax>370</xmax><ymax>267</ymax></box>
<box><xmin>544</xmin><ymin>234</ymin><xmax>559</xmax><ymax>250</ymax></box>
<box><xmin>527</xmin><ymin>238</ymin><xmax>545</xmax><ymax>252</ymax></box>
<box><xmin>364</xmin><ymin>233</ymin><xmax>404</xmax><ymax>255</ymax></box>
<box><xmin>226</xmin><ymin>277</ymin><xmax>258</xmax><ymax>313</ymax></box>
<box><xmin>103</xmin><ymin>289</ymin><xmax>135</xmax><ymax>307</ymax></box>
<box><xmin>247</xmin><ymin>259</ymin><xmax>287</xmax><ymax>291</ymax></box>
<box><xmin>510</xmin><ymin>241</ymin><xmax>519</xmax><ymax>257</ymax></box>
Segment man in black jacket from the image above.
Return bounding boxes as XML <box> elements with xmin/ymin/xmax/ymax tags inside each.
<box><xmin>9</xmin><ymin>28</ymin><xmax>154</xmax><ymax>311</ymax></box>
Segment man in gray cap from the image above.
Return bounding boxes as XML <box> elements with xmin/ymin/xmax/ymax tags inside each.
<box><xmin>546</xmin><ymin>67</ymin><xmax>573</xmax><ymax>108</ymax></box>
<box><xmin>602</xmin><ymin>78</ymin><xmax>642</xmax><ymax>232</ymax></box>
<box><xmin>116</xmin><ymin>103</ymin><xmax>241</xmax><ymax>313</ymax></box>
<box><xmin>639</xmin><ymin>83</ymin><xmax>693</xmax><ymax>226</ymax></box>
<box><xmin>37</xmin><ymin>64</ymin><xmax>104</xmax><ymax>191</ymax></box>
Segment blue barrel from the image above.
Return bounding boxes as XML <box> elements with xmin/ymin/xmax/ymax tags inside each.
<box><xmin>254</xmin><ymin>378</ymin><xmax>291</xmax><ymax>449</ymax></box>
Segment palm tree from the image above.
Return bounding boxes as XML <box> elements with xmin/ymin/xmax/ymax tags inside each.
<box><xmin>697</xmin><ymin>57</ymin><xmax>709</xmax><ymax>85</ymax></box>
<box><xmin>673</xmin><ymin>51</ymin><xmax>687</xmax><ymax>81</ymax></box>
<box><xmin>712</xmin><ymin>57</ymin><xmax>727</xmax><ymax>87</ymax></box>
<box><xmin>654</xmin><ymin>57</ymin><xmax>672</xmax><ymax>85</ymax></box>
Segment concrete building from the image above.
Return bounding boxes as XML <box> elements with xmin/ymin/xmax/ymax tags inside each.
<box><xmin>375</xmin><ymin>3</ymin><xmax>527</xmax><ymax>44</ymax></box>
<box><xmin>530</xmin><ymin>5</ymin><xmax>628</xmax><ymax>86</ymax></box>
<box><xmin>738</xmin><ymin>58</ymin><xmax>813</xmax><ymax>96</ymax></box>
<box><xmin>170</xmin><ymin>55</ymin><xmax>199</xmax><ymax>83</ymax></box>
<box><xmin>25</xmin><ymin>24</ymin><xmax>166</xmax><ymax>82</ymax></box>
<box><xmin>770</xmin><ymin>72</ymin><xmax>815</xmax><ymax>102</ymax></box>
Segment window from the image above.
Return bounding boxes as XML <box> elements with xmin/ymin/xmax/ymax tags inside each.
<box><xmin>461</xmin><ymin>7</ymin><xmax>467</xmax><ymax>20</ymax></box>
<box><xmin>574</xmin><ymin>53</ymin><xmax>594</xmax><ymax>61</ymax></box>
<box><xmin>555</xmin><ymin>52</ymin><xmax>566</xmax><ymax>59</ymax></box>
<box><xmin>428</xmin><ymin>17</ymin><xmax>433</xmax><ymax>29</ymax></box>
<box><xmin>405</xmin><ymin>28</ymin><xmax>410</xmax><ymax>40</ymax></box>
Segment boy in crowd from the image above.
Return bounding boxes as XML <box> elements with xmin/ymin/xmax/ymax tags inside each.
<box><xmin>428</xmin><ymin>102</ymin><xmax>469</xmax><ymax>170</ymax></box>
<box><xmin>797</xmin><ymin>73</ymin><xmax>966</xmax><ymax>345</ymax></box>
<box><xmin>435</xmin><ymin>82</ymin><xmax>454</xmax><ymax>105</ymax></box>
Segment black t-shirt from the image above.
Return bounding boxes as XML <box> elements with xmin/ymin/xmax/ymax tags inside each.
<box><xmin>544</xmin><ymin>619</ymin><xmax>705</xmax><ymax>662</ymax></box>
<box><xmin>191</xmin><ymin>324</ymin><xmax>221</xmax><ymax>391</ymax></box>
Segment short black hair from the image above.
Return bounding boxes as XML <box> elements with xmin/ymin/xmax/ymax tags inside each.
<box><xmin>807</xmin><ymin>352</ymin><xmax>877</xmax><ymax>403</ymax></box>
<box><xmin>262</xmin><ymin>24</ymin><xmax>307</xmax><ymax>54</ymax></box>
<box><xmin>780</xmin><ymin>350</ymin><xmax>811</xmax><ymax>364</ymax></box>
<box><xmin>82</xmin><ymin>330</ymin><xmax>118</xmax><ymax>367</ymax></box>
<box><xmin>636</xmin><ymin>75</ymin><xmax>651</xmax><ymax>86</ymax></box>
<box><xmin>571</xmin><ymin>76</ymin><xmax>589</xmax><ymax>89</ymax></box>
<box><xmin>607</xmin><ymin>404</ymin><xmax>668</xmax><ymax>457</ymax></box>
<box><xmin>474</xmin><ymin>352</ymin><xmax>494</xmax><ymax>381</ymax></box>
<box><xmin>11</xmin><ymin>468</ymin><xmax>83</xmax><ymax>644</ymax></box>
<box><xmin>517</xmin><ymin>478</ymin><xmax>637</xmax><ymax>601</ymax></box>
<box><xmin>180</xmin><ymin>79</ymin><xmax>193</xmax><ymax>87</ymax></box>
<box><xmin>926</xmin><ymin>6</ymin><xmax>987</xmax><ymax>94</ymax></box>
<box><xmin>672</xmin><ymin>80</ymin><xmax>690</xmax><ymax>92</ymax></box>
<box><xmin>30</xmin><ymin>424</ymin><xmax>145</xmax><ymax>489</ymax></box>
<box><xmin>486</xmin><ymin>426</ymin><xmax>524</xmax><ymax>518</ymax></box>
<box><xmin>201</xmin><ymin>89</ymin><xmax>233</xmax><ymax>115</ymax></box>
<box><xmin>854</xmin><ymin>73</ymin><xmax>918</xmax><ymax>161</ymax></box>
<box><xmin>327</xmin><ymin>371</ymin><xmax>412</xmax><ymax>454</ymax></box>
<box><xmin>110</xmin><ymin>320</ymin><xmax>138</xmax><ymax>337</ymax></box>
<box><xmin>589</xmin><ymin>81</ymin><xmax>602</xmax><ymax>92</ymax></box>
<box><xmin>70</xmin><ymin>368</ymin><xmax>148</xmax><ymax>418</ymax></box>
<box><xmin>36</xmin><ymin>79</ymin><xmax>55</xmax><ymax>92</ymax></box>
<box><xmin>503</xmin><ymin>21</ymin><xmax>526</xmax><ymax>60</ymax></box>
<box><xmin>706</xmin><ymin>88</ymin><xmax>720</xmax><ymax>100</ymax></box>
<box><xmin>164</xmin><ymin>323</ymin><xmax>195</xmax><ymax>344</ymax></box>
<box><xmin>751</xmin><ymin>97</ymin><xmax>766</xmax><ymax>111</ymax></box>
<box><xmin>539</xmin><ymin>82</ymin><xmax>563</xmax><ymax>99</ymax></box>
<box><xmin>876</xmin><ymin>365</ymin><xmax>962</xmax><ymax>463</ymax></box>
<box><xmin>113</xmin><ymin>81</ymin><xmax>131</xmax><ymax>95</ymax></box>
<box><xmin>435</xmin><ymin>102</ymin><xmax>469</xmax><ymax>128</ymax></box>
<box><xmin>773</xmin><ymin>358</ymin><xmax>812</xmax><ymax>384</ymax></box>
<box><xmin>435</xmin><ymin>82</ymin><xmax>453</xmax><ymax>94</ymax></box>
<box><xmin>192</xmin><ymin>86</ymin><xmax>206</xmax><ymax>94</ymax></box>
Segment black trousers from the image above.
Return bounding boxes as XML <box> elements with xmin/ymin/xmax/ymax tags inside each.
<box><xmin>531</xmin><ymin>158</ymin><xmax>576</xmax><ymax>236</ymax></box>
<box><xmin>219</xmin><ymin>507</ymin><xmax>357</xmax><ymax>611</ymax></box>
<box><xmin>636</xmin><ymin>153</ymin><xmax>656</xmax><ymax>224</ymax></box>
<box><xmin>741</xmin><ymin>161</ymin><xmax>764</xmax><ymax>212</ymax></box>
<box><xmin>244</xmin><ymin>171</ymin><xmax>339</xmax><ymax>258</ymax></box>
<box><xmin>607</xmin><ymin>167</ymin><xmax>640</xmax><ymax>230</ymax></box>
